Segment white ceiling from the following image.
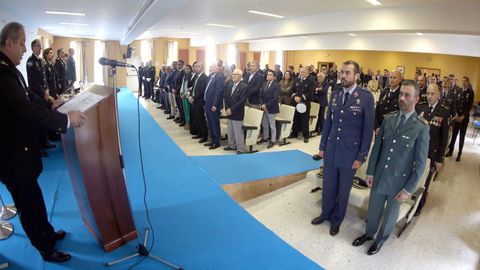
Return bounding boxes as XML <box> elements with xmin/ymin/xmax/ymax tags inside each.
<box><xmin>1</xmin><ymin>0</ymin><xmax>480</xmax><ymax>56</ymax></box>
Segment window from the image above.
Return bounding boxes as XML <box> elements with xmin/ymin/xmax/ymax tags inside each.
<box><xmin>260</xmin><ymin>50</ymin><xmax>269</xmax><ymax>68</ymax></box>
<box><xmin>141</xmin><ymin>40</ymin><xmax>154</xmax><ymax>64</ymax></box>
<box><xmin>205</xmin><ymin>43</ymin><xmax>217</xmax><ymax>74</ymax></box>
<box><xmin>94</xmin><ymin>40</ymin><xmax>106</xmax><ymax>85</ymax></box>
<box><xmin>275</xmin><ymin>50</ymin><xmax>283</xmax><ymax>70</ymax></box>
<box><xmin>227</xmin><ymin>44</ymin><xmax>237</xmax><ymax>67</ymax></box>
<box><xmin>166</xmin><ymin>41</ymin><xmax>178</xmax><ymax>65</ymax></box>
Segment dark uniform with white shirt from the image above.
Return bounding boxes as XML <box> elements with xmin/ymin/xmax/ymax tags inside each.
<box><xmin>375</xmin><ymin>86</ymin><xmax>400</xmax><ymax>129</ymax></box>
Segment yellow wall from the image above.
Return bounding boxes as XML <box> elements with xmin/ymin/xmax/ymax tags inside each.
<box><xmin>36</xmin><ymin>28</ymin><xmax>53</xmax><ymax>48</ymax></box>
<box><xmin>286</xmin><ymin>50</ymin><xmax>480</xmax><ymax>102</ymax></box>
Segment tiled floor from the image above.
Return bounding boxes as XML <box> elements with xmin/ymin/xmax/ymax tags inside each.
<box><xmin>138</xmin><ymin>95</ymin><xmax>480</xmax><ymax>270</ymax></box>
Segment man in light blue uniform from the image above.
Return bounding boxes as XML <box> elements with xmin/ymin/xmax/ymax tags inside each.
<box><xmin>311</xmin><ymin>60</ymin><xmax>375</xmax><ymax>236</ymax></box>
<box><xmin>352</xmin><ymin>80</ymin><xmax>429</xmax><ymax>255</ymax></box>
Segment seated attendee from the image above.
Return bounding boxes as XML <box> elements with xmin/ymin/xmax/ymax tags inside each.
<box><xmin>258</xmin><ymin>70</ymin><xmax>280</xmax><ymax>148</ymax></box>
<box><xmin>224</xmin><ymin>69</ymin><xmax>248</xmax><ymax>154</ymax></box>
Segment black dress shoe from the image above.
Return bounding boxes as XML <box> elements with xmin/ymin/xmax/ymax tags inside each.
<box><xmin>192</xmin><ymin>135</ymin><xmax>202</xmax><ymax>139</ymax></box>
<box><xmin>223</xmin><ymin>146</ymin><xmax>236</xmax><ymax>151</ymax></box>
<box><xmin>54</xmin><ymin>230</ymin><xmax>66</xmax><ymax>241</ymax></box>
<box><xmin>445</xmin><ymin>151</ymin><xmax>453</xmax><ymax>157</ymax></box>
<box><xmin>456</xmin><ymin>155</ymin><xmax>461</xmax><ymax>161</ymax></box>
<box><xmin>164</xmin><ymin>111</ymin><xmax>171</xmax><ymax>114</ymax></box>
<box><xmin>199</xmin><ymin>138</ymin><xmax>208</xmax><ymax>143</ymax></box>
<box><xmin>209</xmin><ymin>144</ymin><xmax>220</xmax><ymax>150</ymax></box>
<box><xmin>329</xmin><ymin>226</ymin><xmax>340</xmax><ymax>236</ymax></box>
<box><xmin>267</xmin><ymin>142</ymin><xmax>275</xmax><ymax>149</ymax></box>
<box><xmin>257</xmin><ymin>138</ymin><xmax>268</xmax><ymax>144</ymax></box>
<box><xmin>352</xmin><ymin>234</ymin><xmax>373</xmax><ymax>246</ymax></box>
<box><xmin>204</xmin><ymin>142</ymin><xmax>213</xmax><ymax>146</ymax></box>
<box><xmin>311</xmin><ymin>216</ymin><xmax>326</xmax><ymax>225</ymax></box>
<box><xmin>304</xmin><ymin>138</ymin><xmax>309</xmax><ymax>143</ymax></box>
<box><xmin>166</xmin><ymin>116</ymin><xmax>174</xmax><ymax>119</ymax></box>
<box><xmin>174</xmin><ymin>119</ymin><xmax>181</xmax><ymax>123</ymax></box>
<box><xmin>41</xmin><ymin>250</ymin><xmax>71</xmax><ymax>262</ymax></box>
<box><xmin>367</xmin><ymin>242</ymin><xmax>383</xmax><ymax>255</ymax></box>
<box><xmin>179</xmin><ymin>122</ymin><xmax>186</xmax><ymax>127</ymax></box>
<box><xmin>288</xmin><ymin>134</ymin><xmax>297</xmax><ymax>139</ymax></box>
<box><xmin>44</xmin><ymin>143</ymin><xmax>56</xmax><ymax>149</ymax></box>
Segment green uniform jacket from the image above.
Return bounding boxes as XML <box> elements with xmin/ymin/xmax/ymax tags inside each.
<box><xmin>366</xmin><ymin>111</ymin><xmax>430</xmax><ymax>196</ymax></box>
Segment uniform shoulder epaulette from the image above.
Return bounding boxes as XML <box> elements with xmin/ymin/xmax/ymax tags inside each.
<box><xmin>0</xmin><ymin>60</ymin><xmax>8</xmax><ymax>66</ymax></box>
<box><xmin>417</xmin><ymin>115</ymin><xmax>429</xmax><ymax>125</ymax></box>
<box><xmin>360</xmin><ymin>87</ymin><xmax>373</xmax><ymax>95</ymax></box>
<box><xmin>440</xmin><ymin>103</ymin><xmax>449</xmax><ymax>110</ymax></box>
<box><xmin>386</xmin><ymin>110</ymin><xmax>399</xmax><ymax>115</ymax></box>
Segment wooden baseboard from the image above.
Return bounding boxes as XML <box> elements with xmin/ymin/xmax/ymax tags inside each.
<box><xmin>222</xmin><ymin>172</ymin><xmax>307</xmax><ymax>203</ymax></box>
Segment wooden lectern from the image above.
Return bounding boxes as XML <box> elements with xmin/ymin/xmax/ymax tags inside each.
<box><xmin>62</xmin><ymin>85</ymin><xmax>137</xmax><ymax>252</ymax></box>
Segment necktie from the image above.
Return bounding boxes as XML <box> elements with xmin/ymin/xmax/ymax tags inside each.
<box><xmin>428</xmin><ymin>106</ymin><xmax>433</xmax><ymax>114</ymax></box>
<box><xmin>443</xmin><ymin>92</ymin><xmax>446</xmax><ymax>99</ymax></box>
<box><xmin>396</xmin><ymin>114</ymin><xmax>406</xmax><ymax>133</ymax></box>
<box><xmin>204</xmin><ymin>75</ymin><xmax>214</xmax><ymax>101</ymax></box>
<box><xmin>343</xmin><ymin>92</ymin><xmax>350</xmax><ymax>106</ymax></box>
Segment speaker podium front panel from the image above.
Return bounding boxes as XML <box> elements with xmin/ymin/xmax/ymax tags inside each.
<box><xmin>62</xmin><ymin>85</ymin><xmax>137</xmax><ymax>252</ymax></box>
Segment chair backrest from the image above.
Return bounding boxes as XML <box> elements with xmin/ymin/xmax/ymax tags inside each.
<box><xmin>277</xmin><ymin>104</ymin><xmax>296</xmax><ymax>140</ymax></box>
<box><xmin>310</xmin><ymin>102</ymin><xmax>320</xmax><ymax>117</ymax></box>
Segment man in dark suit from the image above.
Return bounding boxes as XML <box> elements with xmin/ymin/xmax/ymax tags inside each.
<box><xmin>374</xmin><ymin>70</ymin><xmax>402</xmax><ymax>132</ymax></box>
<box><xmin>166</xmin><ymin>61</ymin><xmax>178</xmax><ymax>119</ymax></box>
<box><xmin>352</xmin><ymin>80</ymin><xmax>429</xmax><ymax>255</ymax></box>
<box><xmin>258</xmin><ymin>70</ymin><xmax>280</xmax><ymax>148</ymax></box>
<box><xmin>415</xmin><ymin>83</ymin><xmax>449</xmax><ymax>215</ymax></box>
<box><xmin>311</xmin><ymin>60</ymin><xmax>375</xmax><ymax>236</ymax></box>
<box><xmin>440</xmin><ymin>77</ymin><xmax>457</xmax><ymax>119</ymax></box>
<box><xmin>54</xmin><ymin>48</ymin><xmax>67</xmax><ymax>95</ymax></box>
<box><xmin>446</xmin><ymin>76</ymin><xmax>475</xmax><ymax>161</ymax></box>
<box><xmin>417</xmin><ymin>75</ymin><xmax>428</xmax><ymax>107</ymax></box>
<box><xmin>137</xmin><ymin>62</ymin><xmax>144</xmax><ymax>97</ymax></box>
<box><xmin>314</xmin><ymin>72</ymin><xmax>329</xmax><ymax>134</ymax></box>
<box><xmin>224</xmin><ymin>69</ymin><xmax>248</xmax><ymax>153</ymax></box>
<box><xmin>173</xmin><ymin>60</ymin><xmax>185</xmax><ymax>123</ymax></box>
<box><xmin>0</xmin><ymin>22</ymin><xmax>87</xmax><ymax>262</ymax></box>
<box><xmin>274</xmin><ymin>64</ymin><xmax>283</xmax><ymax>83</ymax></box>
<box><xmin>289</xmin><ymin>67</ymin><xmax>315</xmax><ymax>143</ymax></box>
<box><xmin>378</xmin><ymin>69</ymin><xmax>390</xmax><ymax>91</ymax></box>
<box><xmin>66</xmin><ymin>48</ymin><xmax>76</xmax><ymax>87</ymax></box>
<box><xmin>245</xmin><ymin>61</ymin><xmax>265</xmax><ymax>109</ymax></box>
<box><xmin>189</xmin><ymin>62</ymin><xmax>209</xmax><ymax>143</ymax></box>
<box><xmin>204</xmin><ymin>63</ymin><xmax>225</xmax><ymax>149</ymax></box>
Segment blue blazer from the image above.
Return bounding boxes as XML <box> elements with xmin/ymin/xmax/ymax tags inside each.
<box><xmin>260</xmin><ymin>81</ymin><xmax>280</xmax><ymax>114</ymax></box>
<box><xmin>320</xmin><ymin>85</ymin><xmax>375</xmax><ymax>168</ymax></box>
<box><xmin>314</xmin><ymin>80</ymin><xmax>329</xmax><ymax>107</ymax></box>
<box><xmin>204</xmin><ymin>73</ymin><xmax>225</xmax><ymax>110</ymax></box>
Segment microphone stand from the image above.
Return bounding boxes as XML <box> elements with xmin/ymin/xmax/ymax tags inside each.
<box><xmin>104</xmin><ymin>65</ymin><xmax>183</xmax><ymax>270</ymax></box>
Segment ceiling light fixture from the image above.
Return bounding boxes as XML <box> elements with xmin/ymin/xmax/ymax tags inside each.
<box><xmin>248</xmin><ymin>10</ymin><xmax>284</xmax><ymax>18</ymax></box>
<box><xmin>45</xmin><ymin>11</ymin><xmax>85</xmax><ymax>16</ymax></box>
<box><xmin>416</xmin><ymin>32</ymin><xmax>424</xmax><ymax>36</ymax></box>
<box><xmin>182</xmin><ymin>31</ymin><xmax>200</xmax><ymax>35</ymax></box>
<box><xmin>348</xmin><ymin>33</ymin><xmax>357</xmax><ymax>37</ymax></box>
<box><xmin>205</xmin><ymin>23</ymin><xmax>235</xmax><ymax>28</ymax></box>
<box><xmin>365</xmin><ymin>0</ymin><xmax>382</xmax><ymax>6</ymax></box>
<box><xmin>59</xmin><ymin>22</ymin><xmax>89</xmax><ymax>26</ymax></box>
<box><xmin>299</xmin><ymin>36</ymin><xmax>308</xmax><ymax>39</ymax></box>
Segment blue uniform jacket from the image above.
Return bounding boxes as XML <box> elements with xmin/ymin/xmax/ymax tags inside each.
<box><xmin>204</xmin><ymin>73</ymin><xmax>225</xmax><ymax>110</ymax></box>
<box><xmin>320</xmin><ymin>85</ymin><xmax>375</xmax><ymax>168</ymax></box>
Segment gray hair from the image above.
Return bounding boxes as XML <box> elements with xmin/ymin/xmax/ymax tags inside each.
<box><xmin>0</xmin><ymin>22</ymin><xmax>24</xmax><ymax>48</ymax></box>
<box><xmin>401</xmin><ymin>79</ymin><xmax>420</xmax><ymax>97</ymax></box>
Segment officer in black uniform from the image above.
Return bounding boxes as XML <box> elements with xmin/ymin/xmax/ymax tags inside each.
<box><xmin>417</xmin><ymin>75</ymin><xmax>428</xmax><ymax>107</ymax></box>
<box><xmin>374</xmin><ymin>70</ymin><xmax>402</xmax><ymax>132</ymax></box>
<box><xmin>0</xmin><ymin>22</ymin><xmax>86</xmax><ymax>262</ymax></box>
<box><xmin>415</xmin><ymin>83</ymin><xmax>449</xmax><ymax>215</ymax></box>
<box><xmin>439</xmin><ymin>77</ymin><xmax>457</xmax><ymax>120</ymax></box>
<box><xmin>289</xmin><ymin>67</ymin><xmax>314</xmax><ymax>143</ymax></box>
<box><xmin>446</xmin><ymin>76</ymin><xmax>475</xmax><ymax>161</ymax></box>
<box><xmin>137</xmin><ymin>62</ymin><xmax>144</xmax><ymax>97</ymax></box>
<box><xmin>26</xmin><ymin>39</ymin><xmax>56</xmax><ymax>154</ymax></box>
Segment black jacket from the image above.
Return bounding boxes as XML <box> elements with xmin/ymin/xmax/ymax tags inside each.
<box><xmin>0</xmin><ymin>51</ymin><xmax>68</xmax><ymax>183</ymax></box>
<box><xmin>54</xmin><ymin>57</ymin><xmax>67</xmax><ymax>94</ymax></box>
<box><xmin>26</xmin><ymin>54</ymin><xmax>47</xmax><ymax>99</ymax></box>
<box><xmin>260</xmin><ymin>81</ymin><xmax>280</xmax><ymax>114</ymax></box>
<box><xmin>244</xmin><ymin>71</ymin><xmax>265</xmax><ymax>105</ymax></box>
<box><xmin>375</xmin><ymin>87</ymin><xmax>400</xmax><ymax>129</ymax></box>
<box><xmin>224</xmin><ymin>80</ymin><xmax>248</xmax><ymax>121</ymax></box>
<box><xmin>191</xmin><ymin>73</ymin><xmax>208</xmax><ymax>105</ymax></box>
<box><xmin>292</xmin><ymin>75</ymin><xmax>315</xmax><ymax>108</ymax></box>
<box><xmin>416</xmin><ymin>103</ymin><xmax>449</xmax><ymax>163</ymax></box>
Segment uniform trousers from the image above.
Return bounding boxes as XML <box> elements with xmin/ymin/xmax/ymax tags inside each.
<box><xmin>320</xmin><ymin>165</ymin><xmax>356</xmax><ymax>227</ymax></box>
<box><xmin>366</xmin><ymin>191</ymin><xmax>401</xmax><ymax>244</ymax></box>
<box><xmin>205</xmin><ymin>108</ymin><xmax>221</xmax><ymax>145</ymax></box>
<box><xmin>291</xmin><ymin>108</ymin><xmax>310</xmax><ymax>138</ymax></box>
<box><xmin>448</xmin><ymin>117</ymin><xmax>469</xmax><ymax>156</ymax></box>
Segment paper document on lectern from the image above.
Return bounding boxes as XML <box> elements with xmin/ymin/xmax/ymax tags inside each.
<box><xmin>58</xmin><ymin>92</ymin><xmax>105</xmax><ymax>114</ymax></box>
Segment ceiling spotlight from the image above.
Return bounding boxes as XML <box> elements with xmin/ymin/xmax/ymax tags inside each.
<box><xmin>348</xmin><ymin>33</ymin><xmax>357</xmax><ymax>37</ymax></box>
<box><xmin>299</xmin><ymin>36</ymin><xmax>309</xmax><ymax>39</ymax></box>
<box><xmin>45</xmin><ymin>11</ymin><xmax>85</xmax><ymax>16</ymax></box>
<box><xmin>248</xmin><ymin>10</ymin><xmax>284</xmax><ymax>18</ymax></box>
<box><xmin>365</xmin><ymin>0</ymin><xmax>382</xmax><ymax>6</ymax></box>
<box><xmin>416</xmin><ymin>32</ymin><xmax>424</xmax><ymax>36</ymax></box>
<box><xmin>205</xmin><ymin>23</ymin><xmax>235</xmax><ymax>28</ymax></box>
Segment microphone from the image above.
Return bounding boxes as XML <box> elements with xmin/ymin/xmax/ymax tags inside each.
<box><xmin>99</xmin><ymin>57</ymin><xmax>135</xmax><ymax>68</ymax></box>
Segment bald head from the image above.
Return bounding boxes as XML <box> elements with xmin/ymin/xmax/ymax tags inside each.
<box><xmin>232</xmin><ymin>69</ymin><xmax>243</xmax><ymax>82</ymax></box>
<box><xmin>209</xmin><ymin>63</ymin><xmax>218</xmax><ymax>74</ymax></box>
